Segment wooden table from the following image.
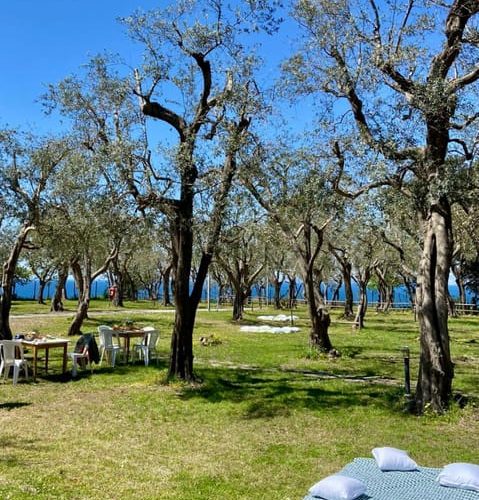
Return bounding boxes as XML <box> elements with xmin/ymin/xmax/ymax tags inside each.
<box><xmin>113</xmin><ymin>329</ymin><xmax>145</xmax><ymax>363</ymax></box>
<box><xmin>21</xmin><ymin>338</ymin><xmax>69</xmax><ymax>381</ymax></box>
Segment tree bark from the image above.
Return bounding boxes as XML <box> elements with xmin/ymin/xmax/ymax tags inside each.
<box><xmin>233</xmin><ymin>290</ymin><xmax>246</xmax><ymax>320</ymax></box>
<box><xmin>69</xmin><ymin>291</ymin><xmax>91</xmax><ymax>336</ymax></box>
<box><xmin>342</xmin><ymin>263</ymin><xmax>355</xmax><ymax>318</ymax></box>
<box><xmin>51</xmin><ymin>264</ymin><xmax>68</xmax><ymax>312</ymax></box>
<box><xmin>331</xmin><ymin>277</ymin><xmax>342</xmax><ymax>303</ymax></box>
<box><xmin>456</xmin><ymin>277</ymin><xmax>466</xmax><ymax>308</ymax></box>
<box><xmin>68</xmin><ymin>261</ymin><xmax>92</xmax><ymax>336</ymax></box>
<box><xmin>375</xmin><ymin>267</ymin><xmax>393</xmax><ymax>313</ymax></box>
<box><xmin>37</xmin><ymin>280</ymin><xmax>47</xmax><ymax>304</ymax></box>
<box><xmin>217</xmin><ymin>256</ymin><xmax>262</xmax><ymax>321</ymax></box>
<box><xmin>300</xmin><ymin>223</ymin><xmax>333</xmax><ymax>351</ymax></box>
<box><xmin>0</xmin><ymin>223</ymin><xmax>34</xmax><ymax>340</ymax></box>
<box><xmin>400</xmin><ymin>272</ymin><xmax>416</xmax><ymax>310</ymax></box>
<box><xmin>323</xmin><ymin>0</ymin><xmax>477</xmax><ymax>413</ymax></box>
<box><xmin>168</xmin><ymin>205</ymin><xmax>197</xmax><ymax>380</ymax></box>
<box><xmin>71</xmin><ymin>260</ymin><xmax>84</xmax><ymax>304</ymax></box>
<box><xmin>354</xmin><ymin>281</ymin><xmax>368</xmax><ymax>329</ymax></box>
<box><xmin>287</xmin><ymin>274</ymin><xmax>298</xmax><ymax>309</ymax></box>
<box><xmin>67</xmin><ymin>249</ymin><xmax>118</xmax><ymax>336</ymax></box>
<box><xmin>272</xmin><ymin>274</ymin><xmax>284</xmax><ymax>309</ymax></box>
<box><xmin>162</xmin><ymin>264</ymin><xmax>173</xmax><ymax>306</ymax></box>
<box><xmin>136</xmin><ymin>41</ymin><xmax>251</xmax><ymax>380</ymax></box>
<box><xmin>452</xmin><ymin>259</ymin><xmax>466</xmax><ymax>309</ymax></box>
<box><xmin>167</xmin><ymin>130</ymin><xmax>249</xmax><ymax>379</ymax></box>
<box><xmin>0</xmin><ymin>224</ymin><xmax>33</xmax><ymax>340</ymax></box>
<box><xmin>414</xmin><ymin>203</ymin><xmax>455</xmax><ymax>413</ymax></box>
<box><xmin>329</xmin><ymin>245</ymin><xmax>354</xmax><ymax>319</ymax></box>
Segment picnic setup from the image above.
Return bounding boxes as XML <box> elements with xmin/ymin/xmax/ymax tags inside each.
<box><xmin>0</xmin><ymin>321</ymin><xmax>160</xmax><ymax>383</ymax></box>
<box><xmin>304</xmin><ymin>448</ymin><xmax>479</xmax><ymax>500</ymax></box>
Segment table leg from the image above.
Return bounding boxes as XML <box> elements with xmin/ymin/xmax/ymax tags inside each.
<box><xmin>32</xmin><ymin>346</ymin><xmax>38</xmax><ymax>382</ymax></box>
<box><xmin>126</xmin><ymin>336</ymin><xmax>131</xmax><ymax>363</ymax></box>
<box><xmin>45</xmin><ymin>347</ymin><xmax>49</xmax><ymax>374</ymax></box>
<box><xmin>62</xmin><ymin>344</ymin><xmax>67</xmax><ymax>375</ymax></box>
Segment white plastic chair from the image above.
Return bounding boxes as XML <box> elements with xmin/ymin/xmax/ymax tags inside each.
<box><xmin>0</xmin><ymin>340</ymin><xmax>29</xmax><ymax>385</ymax></box>
<box><xmin>98</xmin><ymin>326</ymin><xmax>124</xmax><ymax>367</ymax></box>
<box><xmin>133</xmin><ymin>327</ymin><xmax>159</xmax><ymax>366</ymax></box>
<box><xmin>69</xmin><ymin>334</ymin><xmax>95</xmax><ymax>377</ymax></box>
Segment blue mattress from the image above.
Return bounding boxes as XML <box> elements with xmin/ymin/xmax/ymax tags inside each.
<box><xmin>304</xmin><ymin>458</ymin><xmax>479</xmax><ymax>499</ymax></box>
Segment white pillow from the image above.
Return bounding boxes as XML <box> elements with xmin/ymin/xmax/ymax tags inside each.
<box><xmin>372</xmin><ymin>447</ymin><xmax>418</xmax><ymax>471</ymax></box>
<box><xmin>437</xmin><ymin>463</ymin><xmax>479</xmax><ymax>492</ymax></box>
<box><xmin>308</xmin><ymin>474</ymin><xmax>366</xmax><ymax>500</ymax></box>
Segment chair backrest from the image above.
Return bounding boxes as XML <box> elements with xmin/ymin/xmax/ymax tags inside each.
<box><xmin>0</xmin><ymin>340</ymin><xmax>24</xmax><ymax>363</ymax></box>
<box><xmin>98</xmin><ymin>326</ymin><xmax>115</xmax><ymax>349</ymax></box>
<box><xmin>98</xmin><ymin>325</ymin><xmax>113</xmax><ymax>332</ymax></box>
<box><xmin>144</xmin><ymin>330</ymin><xmax>159</xmax><ymax>349</ymax></box>
<box><xmin>98</xmin><ymin>329</ymin><xmax>114</xmax><ymax>349</ymax></box>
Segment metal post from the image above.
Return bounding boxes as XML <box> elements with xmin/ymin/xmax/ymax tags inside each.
<box><xmin>207</xmin><ymin>273</ymin><xmax>211</xmax><ymax>312</ymax></box>
<box><xmin>402</xmin><ymin>346</ymin><xmax>411</xmax><ymax>396</ymax></box>
<box><xmin>266</xmin><ymin>277</ymin><xmax>269</xmax><ymax>306</ymax></box>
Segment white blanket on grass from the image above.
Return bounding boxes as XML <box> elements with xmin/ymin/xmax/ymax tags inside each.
<box><xmin>257</xmin><ymin>314</ymin><xmax>299</xmax><ymax>322</ymax></box>
<box><xmin>240</xmin><ymin>325</ymin><xmax>300</xmax><ymax>334</ymax></box>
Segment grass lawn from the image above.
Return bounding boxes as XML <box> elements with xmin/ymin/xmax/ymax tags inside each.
<box><xmin>1</xmin><ymin>303</ymin><xmax>479</xmax><ymax>499</ymax></box>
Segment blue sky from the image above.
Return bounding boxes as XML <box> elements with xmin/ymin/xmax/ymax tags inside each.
<box><xmin>0</xmin><ymin>0</ymin><xmax>165</xmax><ymax>133</ymax></box>
<box><xmin>0</xmin><ymin>1</ymin><xmax>307</xmax><ymax>136</ymax></box>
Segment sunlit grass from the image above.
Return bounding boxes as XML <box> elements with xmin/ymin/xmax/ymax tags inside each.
<box><xmin>1</xmin><ymin>304</ymin><xmax>478</xmax><ymax>499</ymax></box>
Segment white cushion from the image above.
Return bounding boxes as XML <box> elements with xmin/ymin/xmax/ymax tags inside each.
<box><xmin>308</xmin><ymin>474</ymin><xmax>366</xmax><ymax>500</ymax></box>
<box><xmin>437</xmin><ymin>463</ymin><xmax>479</xmax><ymax>492</ymax></box>
<box><xmin>372</xmin><ymin>447</ymin><xmax>418</xmax><ymax>471</ymax></box>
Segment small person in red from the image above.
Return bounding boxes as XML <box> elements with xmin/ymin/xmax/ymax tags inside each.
<box><xmin>108</xmin><ymin>285</ymin><xmax>118</xmax><ymax>304</ymax></box>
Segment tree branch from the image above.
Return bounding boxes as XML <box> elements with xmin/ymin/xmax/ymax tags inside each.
<box><xmin>451</xmin><ymin>111</ymin><xmax>479</xmax><ymax>129</ymax></box>
<box><xmin>450</xmin><ymin>63</ymin><xmax>479</xmax><ymax>90</ymax></box>
<box><xmin>329</xmin><ymin>48</ymin><xmax>419</xmax><ymax>161</ymax></box>
<box><xmin>448</xmin><ymin>137</ymin><xmax>473</xmax><ymax>159</ymax></box>
<box><xmin>331</xmin><ymin>141</ymin><xmax>405</xmax><ymax>199</ymax></box>
<box><xmin>430</xmin><ymin>0</ymin><xmax>479</xmax><ymax>81</ymax></box>
<box><xmin>134</xmin><ymin>68</ymin><xmax>187</xmax><ymax>140</ymax></box>
<box><xmin>91</xmin><ymin>245</ymin><xmax>120</xmax><ymax>282</ymax></box>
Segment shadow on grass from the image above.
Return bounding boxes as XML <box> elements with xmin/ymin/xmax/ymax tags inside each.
<box><xmin>0</xmin><ymin>401</ymin><xmax>31</xmax><ymax>410</ymax></box>
<box><xmin>179</xmin><ymin>366</ymin><xmax>405</xmax><ymax>419</ymax></box>
<box><xmin>65</xmin><ymin>357</ymin><xmax>169</xmax><ymax>382</ymax></box>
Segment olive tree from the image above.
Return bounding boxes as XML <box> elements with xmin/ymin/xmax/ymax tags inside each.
<box><xmin>215</xmin><ymin>193</ymin><xmax>266</xmax><ymax>320</ymax></box>
<box><xmin>290</xmin><ymin>0</ymin><xmax>479</xmax><ymax>412</ymax></box>
<box><xmin>0</xmin><ymin>130</ymin><xmax>68</xmax><ymax>339</ymax></box>
<box><xmin>122</xmin><ymin>1</ymin><xmax>275</xmax><ymax>379</ymax></box>
<box><xmin>243</xmin><ymin>143</ymin><xmax>338</xmax><ymax>352</ymax></box>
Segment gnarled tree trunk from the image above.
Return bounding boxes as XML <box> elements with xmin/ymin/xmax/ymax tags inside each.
<box><xmin>233</xmin><ymin>290</ymin><xmax>247</xmax><ymax>320</ymax></box>
<box><xmin>271</xmin><ymin>272</ymin><xmax>284</xmax><ymax>309</ymax></box>
<box><xmin>300</xmin><ymin>223</ymin><xmax>333</xmax><ymax>351</ymax></box>
<box><xmin>415</xmin><ymin>204</ymin><xmax>455</xmax><ymax>413</ymax></box>
<box><xmin>353</xmin><ymin>266</ymin><xmax>373</xmax><ymax>330</ymax></box>
<box><xmin>51</xmin><ymin>264</ymin><xmax>68</xmax><ymax>312</ymax></box>
<box><xmin>287</xmin><ymin>274</ymin><xmax>298</xmax><ymax>309</ymax></box>
<box><xmin>161</xmin><ymin>264</ymin><xmax>173</xmax><ymax>306</ymax></box>
<box><xmin>329</xmin><ymin>245</ymin><xmax>354</xmax><ymax>319</ymax></box>
<box><xmin>169</xmin><ymin>207</ymin><xmax>197</xmax><ymax>380</ymax></box>
<box><xmin>0</xmin><ymin>224</ymin><xmax>33</xmax><ymax>340</ymax></box>
<box><xmin>354</xmin><ymin>281</ymin><xmax>368</xmax><ymax>329</ymax></box>
<box><xmin>342</xmin><ymin>263</ymin><xmax>355</xmax><ymax>319</ymax></box>
<box><xmin>68</xmin><ymin>249</ymin><xmax>118</xmax><ymax>336</ymax></box>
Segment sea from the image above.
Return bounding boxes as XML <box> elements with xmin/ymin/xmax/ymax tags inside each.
<box><xmin>10</xmin><ymin>276</ymin><xmax>470</xmax><ymax>306</ymax></box>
